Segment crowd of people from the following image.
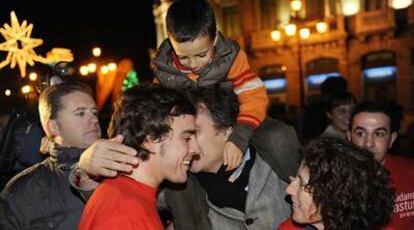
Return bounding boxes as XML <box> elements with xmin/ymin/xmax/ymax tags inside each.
<box><xmin>1</xmin><ymin>0</ymin><xmax>413</xmax><ymax>229</ymax></box>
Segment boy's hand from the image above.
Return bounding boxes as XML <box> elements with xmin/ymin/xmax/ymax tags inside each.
<box><xmin>223</xmin><ymin>142</ymin><xmax>243</xmax><ymax>171</ymax></box>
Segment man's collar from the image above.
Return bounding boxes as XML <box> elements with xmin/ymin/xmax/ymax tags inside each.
<box><xmin>49</xmin><ymin>143</ymin><xmax>84</xmax><ymax>167</ymax></box>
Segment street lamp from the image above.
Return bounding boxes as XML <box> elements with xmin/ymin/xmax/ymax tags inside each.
<box><xmin>340</xmin><ymin>0</ymin><xmax>412</xmax><ymax>15</ymax></box>
<box><xmin>389</xmin><ymin>0</ymin><xmax>413</xmax><ymax>9</ymax></box>
<box><xmin>270</xmin><ymin>0</ymin><xmax>328</xmax><ymax>108</ymax></box>
<box><xmin>80</xmin><ymin>65</ymin><xmax>89</xmax><ymax>76</ymax></box>
<box><xmin>21</xmin><ymin>85</ymin><xmax>32</xmax><ymax>95</ymax></box>
<box><xmin>299</xmin><ymin>28</ymin><xmax>310</xmax><ymax>40</ymax></box>
<box><xmin>29</xmin><ymin>72</ymin><xmax>38</xmax><ymax>81</ymax></box>
<box><xmin>108</xmin><ymin>62</ymin><xmax>117</xmax><ymax>71</ymax></box>
<box><xmin>285</xmin><ymin>24</ymin><xmax>297</xmax><ymax>37</ymax></box>
<box><xmin>270</xmin><ymin>30</ymin><xmax>282</xmax><ymax>41</ymax></box>
<box><xmin>100</xmin><ymin>66</ymin><xmax>109</xmax><ymax>75</ymax></box>
<box><xmin>79</xmin><ymin>48</ymin><xmax>117</xmax><ymax>77</ymax></box>
<box><xmin>341</xmin><ymin>0</ymin><xmax>361</xmax><ymax>16</ymax></box>
<box><xmin>316</xmin><ymin>22</ymin><xmax>328</xmax><ymax>33</ymax></box>
<box><xmin>290</xmin><ymin>0</ymin><xmax>302</xmax><ymax>12</ymax></box>
<box><xmin>270</xmin><ymin>0</ymin><xmax>329</xmax><ymax>108</ymax></box>
<box><xmin>87</xmin><ymin>63</ymin><xmax>97</xmax><ymax>73</ymax></box>
<box><xmin>289</xmin><ymin>0</ymin><xmax>306</xmax><ymax>108</ymax></box>
<box><xmin>92</xmin><ymin>47</ymin><xmax>102</xmax><ymax>57</ymax></box>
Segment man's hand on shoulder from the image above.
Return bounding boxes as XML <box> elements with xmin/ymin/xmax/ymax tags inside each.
<box><xmin>79</xmin><ymin>135</ymin><xmax>139</xmax><ymax>178</ymax></box>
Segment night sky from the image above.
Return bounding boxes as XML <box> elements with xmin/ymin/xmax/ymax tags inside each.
<box><xmin>0</xmin><ymin>0</ymin><xmax>156</xmax><ymax>112</ymax></box>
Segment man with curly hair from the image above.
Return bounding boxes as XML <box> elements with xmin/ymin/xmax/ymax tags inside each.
<box><xmin>280</xmin><ymin>137</ymin><xmax>394</xmax><ymax>230</ymax></box>
<box><xmin>347</xmin><ymin>101</ymin><xmax>414</xmax><ymax>229</ymax></box>
<box><xmin>78</xmin><ymin>84</ymin><xmax>199</xmax><ymax>230</ymax></box>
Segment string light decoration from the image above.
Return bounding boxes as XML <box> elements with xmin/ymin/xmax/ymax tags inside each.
<box><xmin>122</xmin><ymin>70</ymin><xmax>140</xmax><ymax>91</ymax></box>
<box><xmin>45</xmin><ymin>48</ymin><xmax>74</xmax><ymax>63</ymax></box>
<box><xmin>0</xmin><ymin>11</ymin><xmax>73</xmax><ymax>77</ymax></box>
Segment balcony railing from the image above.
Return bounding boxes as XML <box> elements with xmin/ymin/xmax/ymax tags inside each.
<box><xmin>351</xmin><ymin>9</ymin><xmax>395</xmax><ymax>36</ymax></box>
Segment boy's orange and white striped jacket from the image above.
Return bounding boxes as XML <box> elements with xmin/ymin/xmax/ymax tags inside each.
<box><xmin>154</xmin><ymin>32</ymin><xmax>268</xmax><ymax>151</ymax></box>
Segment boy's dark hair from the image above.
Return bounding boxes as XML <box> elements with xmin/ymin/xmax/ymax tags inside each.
<box><xmin>326</xmin><ymin>91</ymin><xmax>356</xmax><ymax>113</ymax></box>
<box><xmin>108</xmin><ymin>84</ymin><xmax>195</xmax><ymax>160</ymax></box>
<box><xmin>166</xmin><ymin>0</ymin><xmax>217</xmax><ymax>42</ymax></box>
<box><xmin>38</xmin><ymin>81</ymin><xmax>93</xmax><ymax>135</ymax></box>
<box><xmin>190</xmin><ymin>86</ymin><xmax>239</xmax><ymax>131</ymax></box>
<box><xmin>349</xmin><ymin>101</ymin><xmax>397</xmax><ymax>132</ymax></box>
<box><xmin>303</xmin><ymin>137</ymin><xmax>394</xmax><ymax>229</ymax></box>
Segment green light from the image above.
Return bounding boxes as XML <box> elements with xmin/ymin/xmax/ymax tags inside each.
<box><xmin>122</xmin><ymin>70</ymin><xmax>140</xmax><ymax>91</ymax></box>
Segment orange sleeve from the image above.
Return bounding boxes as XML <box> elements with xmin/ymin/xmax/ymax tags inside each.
<box><xmin>228</xmin><ymin>49</ymin><xmax>268</xmax><ymax>128</ymax></box>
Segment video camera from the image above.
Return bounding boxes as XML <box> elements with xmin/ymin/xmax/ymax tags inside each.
<box><xmin>37</xmin><ymin>61</ymin><xmax>74</xmax><ymax>93</ymax></box>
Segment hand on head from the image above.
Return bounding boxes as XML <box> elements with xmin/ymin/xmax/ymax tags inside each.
<box><xmin>79</xmin><ymin>135</ymin><xmax>139</xmax><ymax>178</ymax></box>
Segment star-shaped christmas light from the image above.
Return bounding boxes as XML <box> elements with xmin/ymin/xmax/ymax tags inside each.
<box><xmin>0</xmin><ymin>11</ymin><xmax>47</xmax><ymax>77</ymax></box>
<box><xmin>0</xmin><ymin>11</ymin><xmax>73</xmax><ymax>78</ymax></box>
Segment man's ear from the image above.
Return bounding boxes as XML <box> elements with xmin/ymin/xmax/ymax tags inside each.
<box><xmin>46</xmin><ymin>119</ymin><xmax>60</xmax><ymax>137</ymax></box>
<box><xmin>389</xmin><ymin>131</ymin><xmax>398</xmax><ymax>149</ymax></box>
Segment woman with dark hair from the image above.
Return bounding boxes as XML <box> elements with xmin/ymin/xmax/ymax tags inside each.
<box><xmin>279</xmin><ymin>137</ymin><xmax>394</xmax><ymax>230</ymax></box>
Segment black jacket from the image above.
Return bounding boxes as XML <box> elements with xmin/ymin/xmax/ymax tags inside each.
<box><xmin>0</xmin><ymin>145</ymin><xmax>85</xmax><ymax>230</ymax></box>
